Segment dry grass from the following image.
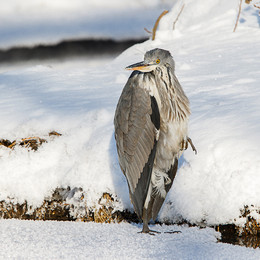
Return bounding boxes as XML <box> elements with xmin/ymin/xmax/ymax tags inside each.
<box><xmin>0</xmin><ymin>189</ymin><xmax>138</xmax><ymax>224</ymax></box>
<box><xmin>216</xmin><ymin>205</ymin><xmax>260</xmax><ymax>248</ymax></box>
<box><xmin>239</xmin><ymin>205</ymin><xmax>260</xmax><ymax>248</ymax></box>
<box><xmin>0</xmin><ymin>131</ymin><xmax>62</xmax><ymax>151</ymax></box>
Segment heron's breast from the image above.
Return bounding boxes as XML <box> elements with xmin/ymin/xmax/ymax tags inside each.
<box><xmin>155</xmin><ymin>118</ymin><xmax>188</xmax><ymax>170</ymax></box>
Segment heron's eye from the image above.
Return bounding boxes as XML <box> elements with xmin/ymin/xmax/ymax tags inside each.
<box><xmin>156</xmin><ymin>59</ymin><xmax>160</xmax><ymax>64</ymax></box>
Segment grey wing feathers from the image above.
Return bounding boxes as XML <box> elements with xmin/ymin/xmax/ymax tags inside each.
<box><xmin>114</xmin><ymin>71</ymin><xmax>159</xmax><ymax>218</ymax></box>
<box><xmin>148</xmin><ymin>158</ymin><xmax>178</xmax><ymax>221</ymax></box>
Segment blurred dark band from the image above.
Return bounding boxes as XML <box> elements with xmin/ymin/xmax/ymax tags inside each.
<box><xmin>0</xmin><ymin>38</ymin><xmax>148</xmax><ymax>63</ymax></box>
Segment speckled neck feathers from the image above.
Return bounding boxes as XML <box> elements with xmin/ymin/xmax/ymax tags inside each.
<box><xmin>153</xmin><ymin>64</ymin><xmax>190</xmax><ymax>123</ymax></box>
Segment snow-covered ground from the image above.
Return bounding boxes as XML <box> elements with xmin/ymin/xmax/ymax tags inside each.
<box><xmin>1</xmin><ymin>219</ymin><xmax>260</xmax><ymax>259</ymax></box>
<box><xmin>1</xmin><ymin>0</ymin><xmax>260</xmax><ymax>257</ymax></box>
<box><xmin>1</xmin><ymin>0</ymin><xmax>260</xmax><ymax>225</ymax></box>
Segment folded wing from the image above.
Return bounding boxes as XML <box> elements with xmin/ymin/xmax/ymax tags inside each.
<box><xmin>114</xmin><ymin>71</ymin><xmax>160</xmax><ymax>218</ymax></box>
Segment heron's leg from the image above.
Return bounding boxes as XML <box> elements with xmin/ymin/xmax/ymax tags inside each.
<box><xmin>142</xmin><ymin>213</ymin><xmax>150</xmax><ymax>233</ymax></box>
<box><xmin>140</xmin><ymin>208</ymin><xmax>160</xmax><ymax>235</ymax></box>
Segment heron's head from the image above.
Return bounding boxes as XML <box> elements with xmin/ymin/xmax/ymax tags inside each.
<box><xmin>126</xmin><ymin>48</ymin><xmax>175</xmax><ymax>73</ymax></box>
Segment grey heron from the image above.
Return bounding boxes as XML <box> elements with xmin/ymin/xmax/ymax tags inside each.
<box><xmin>114</xmin><ymin>48</ymin><xmax>196</xmax><ymax>233</ymax></box>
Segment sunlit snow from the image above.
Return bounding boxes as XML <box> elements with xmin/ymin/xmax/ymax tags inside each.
<box><xmin>1</xmin><ymin>0</ymin><xmax>260</xmax><ymax>258</ymax></box>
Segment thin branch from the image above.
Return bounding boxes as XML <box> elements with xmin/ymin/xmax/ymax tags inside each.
<box><xmin>152</xmin><ymin>10</ymin><xmax>169</xmax><ymax>40</ymax></box>
<box><xmin>254</xmin><ymin>2</ymin><xmax>260</xmax><ymax>15</ymax></box>
<box><xmin>233</xmin><ymin>0</ymin><xmax>243</xmax><ymax>32</ymax></box>
<box><xmin>173</xmin><ymin>4</ymin><xmax>185</xmax><ymax>30</ymax></box>
<box><xmin>254</xmin><ymin>3</ymin><xmax>260</xmax><ymax>9</ymax></box>
<box><xmin>144</xmin><ymin>27</ymin><xmax>152</xmax><ymax>34</ymax></box>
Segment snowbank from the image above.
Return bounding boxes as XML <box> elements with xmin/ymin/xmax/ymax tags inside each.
<box><xmin>0</xmin><ymin>0</ymin><xmax>260</xmax><ymax>227</ymax></box>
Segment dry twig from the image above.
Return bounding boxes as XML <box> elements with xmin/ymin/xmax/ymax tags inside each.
<box><xmin>144</xmin><ymin>27</ymin><xmax>152</xmax><ymax>34</ymax></box>
<box><xmin>152</xmin><ymin>10</ymin><xmax>169</xmax><ymax>40</ymax></box>
<box><xmin>173</xmin><ymin>4</ymin><xmax>185</xmax><ymax>30</ymax></box>
<box><xmin>233</xmin><ymin>0</ymin><xmax>243</xmax><ymax>32</ymax></box>
<box><xmin>254</xmin><ymin>3</ymin><xmax>260</xmax><ymax>14</ymax></box>
<box><xmin>49</xmin><ymin>131</ymin><xmax>62</xmax><ymax>136</ymax></box>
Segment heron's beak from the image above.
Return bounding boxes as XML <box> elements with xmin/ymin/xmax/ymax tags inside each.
<box><xmin>126</xmin><ymin>61</ymin><xmax>156</xmax><ymax>72</ymax></box>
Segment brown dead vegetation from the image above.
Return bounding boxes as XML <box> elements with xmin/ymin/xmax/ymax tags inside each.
<box><xmin>1</xmin><ymin>187</ymin><xmax>260</xmax><ymax>248</ymax></box>
<box><xmin>0</xmin><ymin>131</ymin><xmax>62</xmax><ymax>151</ymax></box>
<box><xmin>0</xmin><ymin>188</ymin><xmax>138</xmax><ymax>224</ymax></box>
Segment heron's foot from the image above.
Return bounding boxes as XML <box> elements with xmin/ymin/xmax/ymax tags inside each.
<box><xmin>138</xmin><ymin>229</ymin><xmax>161</xmax><ymax>235</ymax></box>
<box><xmin>139</xmin><ymin>224</ymin><xmax>161</xmax><ymax>235</ymax></box>
<box><xmin>181</xmin><ymin>137</ymin><xmax>197</xmax><ymax>154</ymax></box>
<box><xmin>164</xmin><ymin>230</ymin><xmax>182</xmax><ymax>234</ymax></box>
<box><xmin>187</xmin><ymin>137</ymin><xmax>197</xmax><ymax>154</ymax></box>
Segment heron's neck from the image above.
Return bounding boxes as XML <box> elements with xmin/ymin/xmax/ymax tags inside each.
<box><xmin>155</xmin><ymin>66</ymin><xmax>190</xmax><ymax>122</ymax></box>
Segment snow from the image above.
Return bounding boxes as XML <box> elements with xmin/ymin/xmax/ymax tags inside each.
<box><xmin>158</xmin><ymin>28</ymin><xmax>260</xmax><ymax>225</ymax></box>
<box><xmin>115</xmin><ymin>0</ymin><xmax>260</xmax><ymax>226</ymax></box>
<box><xmin>0</xmin><ymin>0</ymin><xmax>260</xmax><ymax>242</ymax></box>
<box><xmin>1</xmin><ymin>219</ymin><xmax>260</xmax><ymax>259</ymax></box>
<box><xmin>1</xmin><ymin>0</ymin><xmax>260</xmax><ymax>258</ymax></box>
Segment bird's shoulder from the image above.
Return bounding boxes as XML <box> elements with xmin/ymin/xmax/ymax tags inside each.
<box><xmin>114</xmin><ymin>71</ymin><xmax>158</xmax><ymax>135</ymax></box>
